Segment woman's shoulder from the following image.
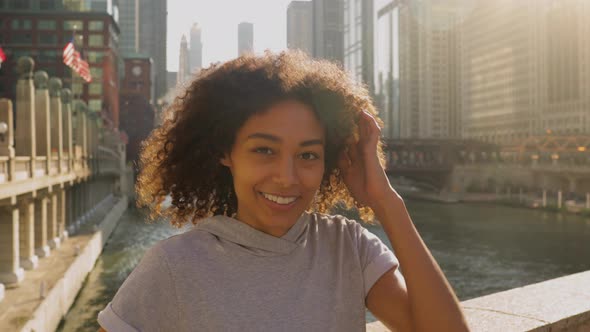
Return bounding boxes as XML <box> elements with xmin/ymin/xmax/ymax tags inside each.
<box><xmin>146</xmin><ymin>221</ymin><xmax>219</xmax><ymax>261</ymax></box>
<box><xmin>308</xmin><ymin>212</ymin><xmax>367</xmax><ymax>237</ymax></box>
<box><xmin>310</xmin><ymin>211</ymin><xmax>363</xmax><ymax>226</ymax></box>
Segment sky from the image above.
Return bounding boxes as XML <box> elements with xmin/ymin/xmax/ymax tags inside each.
<box><xmin>166</xmin><ymin>0</ymin><xmax>299</xmax><ymax>72</ymax></box>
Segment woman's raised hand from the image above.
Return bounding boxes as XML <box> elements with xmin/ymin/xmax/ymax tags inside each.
<box><xmin>337</xmin><ymin>110</ymin><xmax>399</xmax><ymax>211</ymax></box>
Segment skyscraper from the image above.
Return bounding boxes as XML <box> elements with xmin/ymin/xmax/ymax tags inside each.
<box><xmin>460</xmin><ymin>0</ymin><xmax>589</xmax><ymax>143</ymax></box>
<box><xmin>238</xmin><ymin>22</ymin><xmax>254</xmax><ymax>56</ymax></box>
<box><xmin>343</xmin><ymin>0</ymin><xmax>374</xmax><ymax>95</ymax></box>
<box><xmin>178</xmin><ymin>35</ymin><xmax>190</xmax><ymax>85</ymax></box>
<box><xmin>312</xmin><ymin>0</ymin><xmax>344</xmax><ymax>63</ymax></box>
<box><xmin>118</xmin><ymin>0</ymin><xmax>139</xmax><ymax>55</ymax></box>
<box><xmin>375</xmin><ymin>0</ymin><xmax>462</xmax><ymax>139</ymax></box>
<box><xmin>287</xmin><ymin>1</ymin><xmax>313</xmax><ymax>54</ymax></box>
<box><xmin>63</xmin><ymin>0</ymin><xmax>120</xmax><ymax>17</ymax></box>
<box><xmin>190</xmin><ymin>23</ymin><xmax>203</xmax><ymax>73</ymax></box>
<box><xmin>139</xmin><ymin>0</ymin><xmax>167</xmax><ymax>100</ymax></box>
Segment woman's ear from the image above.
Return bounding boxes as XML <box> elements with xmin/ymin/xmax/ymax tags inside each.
<box><xmin>220</xmin><ymin>154</ymin><xmax>232</xmax><ymax>168</ymax></box>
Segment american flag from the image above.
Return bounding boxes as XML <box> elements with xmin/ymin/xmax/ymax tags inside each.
<box><xmin>63</xmin><ymin>39</ymin><xmax>76</xmax><ymax>67</ymax></box>
<box><xmin>63</xmin><ymin>40</ymin><xmax>91</xmax><ymax>83</ymax></box>
<box><xmin>0</xmin><ymin>46</ymin><xmax>6</xmax><ymax>69</ymax></box>
<box><xmin>78</xmin><ymin>56</ymin><xmax>92</xmax><ymax>83</ymax></box>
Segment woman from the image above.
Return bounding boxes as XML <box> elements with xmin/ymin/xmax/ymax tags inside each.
<box><xmin>98</xmin><ymin>51</ymin><xmax>469</xmax><ymax>331</ymax></box>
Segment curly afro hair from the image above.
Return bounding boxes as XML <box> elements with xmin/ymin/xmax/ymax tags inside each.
<box><xmin>136</xmin><ymin>50</ymin><xmax>385</xmax><ymax>227</ymax></box>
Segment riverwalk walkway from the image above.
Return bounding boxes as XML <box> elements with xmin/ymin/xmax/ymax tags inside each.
<box><xmin>0</xmin><ymin>195</ymin><xmax>125</xmax><ymax>331</ymax></box>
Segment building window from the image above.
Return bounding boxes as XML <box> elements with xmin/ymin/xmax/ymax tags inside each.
<box><xmin>88</xmin><ymin>99</ymin><xmax>102</xmax><ymax>111</ymax></box>
<box><xmin>74</xmin><ymin>34</ymin><xmax>84</xmax><ymax>46</ymax></box>
<box><xmin>11</xmin><ymin>19</ymin><xmax>32</xmax><ymax>30</ymax></box>
<box><xmin>39</xmin><ymin>32</ymin><xmax>58</xmax><ymax>45</ymax></box>
<box><xmin>11</xmin><ymin>32</ymin><xmax>32</xmax><ymax>44</ymax></box>
<box><xmin>12</xmin><ymin>50</ymin><xmax>32</xmax><ymax>59</ymax></box>
<box><xmin>38</xmin><ymin>20</ymin><xmax>56</xmax><ymax>30</ymax></box>
<box><xmin>72</xmin><ymin>82</ymin><xmax>83</xmax><ymax>95</ymax></box>
<box><xmin>88</xmin><ymin>35</ymin><xmax>104</xmax><ymax>47</ymax></box>
<box><xmin>86</xmin><ymin>51</ymin><xmax>104</xmax><ymax>64</ymax></box>
<box><xmin>90</xmin><ymin>67</ymin><xmax>102</xmax><ymax>78</ymax></box>
<box><xmin>89</xmin><ymin>82</ymin><xmax>102</xmax><ymax>94</ymax></box>
<box><xmin>40</xmin><ymin>0</ymin><xmax>59</xmax><ymax>10</ymax></box>
<box><xmin>10</xmin><ymin>0</ymin><xmax>30</xmax><ymax>9</ymax></box>
<box><xmin>89</xmin><ymin>20</ymin><xmax>104</xmax><ymax>31</ymax></box>
<box><xmin>63</xmin><ymin>20</ymin><xmax>83</xmax><ymax>31</ymax></box>
<box><xmin>39</xmin><ymin>50</ymin><xmax>59</xmax><ymax>62</ymax></box>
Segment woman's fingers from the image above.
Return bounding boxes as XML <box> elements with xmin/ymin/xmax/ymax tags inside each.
<box><xmin>359</xmin><ymin>110</ymin><xmax>381</xmax><ymax>150</ymax></box>
<box><xmin>342</xmin><ymin>110</ymin><xmax>381</xmax><ymax>172</ymax></box>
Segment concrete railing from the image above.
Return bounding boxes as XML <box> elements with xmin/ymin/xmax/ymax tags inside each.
<box><xmin>0</xmin><ymin>56</ymin><xmax>129</xmax><ymax>303</ymax></box>
<box><xmin>0</xmin><ymin>56</ymin><xmax>127</xmax><ymax>202</ymax></box>
<box><xmin>367</xmin><ymin>270</ymin><xmax>590</xmax><ymax>331</ymax></box>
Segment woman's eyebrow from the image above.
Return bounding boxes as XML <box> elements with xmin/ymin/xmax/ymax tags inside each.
<box><xmin>246</xmin><ymin>133</ymin><xmax>281</xmax><ymax>142</ymax></box>
<box><xmin>300</xmin><ymin>139</ymin><xmax>324</xmax><ymax>147</ymax></box>
<box><xmin>246</xmin><ymin>133</ymin><xmax>324</xmax><ymax>146</ymax></box>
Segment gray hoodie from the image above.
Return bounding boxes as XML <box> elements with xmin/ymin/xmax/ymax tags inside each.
<box><xmin>98</xmin><ymin>212</ymin><xmax>398</xmax><ymax>332</ymax></box>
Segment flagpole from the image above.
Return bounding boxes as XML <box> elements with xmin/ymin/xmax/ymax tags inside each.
<box><xmin>72</xmin><ymin>27</ymin><xmax>77</xmax><ymax>100</ymax></box>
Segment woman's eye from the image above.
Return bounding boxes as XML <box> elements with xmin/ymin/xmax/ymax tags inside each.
<box><xmin>300</xmin><ymin>152</ymin><xmax>320</xmax><ymax>160</ymax></box>
<box><xmin>253</xmin><ymin>147</ymin><xmax>273</xmax><ymax>155</ymax></box>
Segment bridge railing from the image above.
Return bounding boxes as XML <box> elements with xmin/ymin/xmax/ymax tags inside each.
<box><xmin>0</xmin><ymin>56</ymin><xmax>126</xmax><ymax>201</ymax></box>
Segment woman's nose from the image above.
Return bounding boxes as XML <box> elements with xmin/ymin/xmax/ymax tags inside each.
<box><xmin>273</xmin><ymin>156</ymin><xmax>298</xmax><ymax>187</ymax></box>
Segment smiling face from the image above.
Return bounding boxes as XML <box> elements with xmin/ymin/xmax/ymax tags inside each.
<box><xmin>221</xmin><ymin>99</ymin><xmax>326</xmax><ymax>237</ymax></box>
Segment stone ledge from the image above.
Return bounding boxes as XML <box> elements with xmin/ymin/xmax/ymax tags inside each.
<box><xmin>18</xmin><ymin>196</ymin><xmax>128</xmax><ymax>332</ymax></box>
<box><xmin>366</xmin><ymin>270</ymin><xmax>590</xmax><ymax>331</ymax></box>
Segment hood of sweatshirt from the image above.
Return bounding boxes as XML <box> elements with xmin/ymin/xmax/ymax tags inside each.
<box><xmin>194</xmin><ymin>212</ymin><xmax>311</xmax><ymax>257</ymax></box>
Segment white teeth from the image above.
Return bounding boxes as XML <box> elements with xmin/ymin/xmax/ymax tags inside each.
<box><xmin>262</xmin><ymin>192</ymin><xmax>297</xmax><ymax>205</ymax></box>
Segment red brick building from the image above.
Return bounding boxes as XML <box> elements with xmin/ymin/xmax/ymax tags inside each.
<box><xmin>0</xmin><ymin>10</ymin><xmax>121</xmax><ymax>128</ymax></box>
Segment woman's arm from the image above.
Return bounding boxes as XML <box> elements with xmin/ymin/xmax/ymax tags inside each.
<box><xmin>339</xmin><ymin>110</ymin><xmax>469</xmax><ymax>331</ymax></box>
<box><xmin>366</xmin><ymin>195</ymin><xmax>469</xmax><ymax>332</ymax></box>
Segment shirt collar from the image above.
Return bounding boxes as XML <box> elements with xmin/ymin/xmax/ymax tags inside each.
<box><xmin>194</xmin><ymin>212</ymin><xmax>311</xmax><ymax>256</ymax></box>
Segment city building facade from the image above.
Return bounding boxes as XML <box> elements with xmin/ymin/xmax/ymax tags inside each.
<box><xmin>287</xmin><ymin>1</ymin><xmax>313</xmax><ymax>54</ymax></box>
<box><xmin>117</xmin><ymin>0</ymin><xmax>139</xmax><ymax>55</ymax></box>
<box><xmin>238</xmin><ymin>22</ymin><xmax>254</xmax><ymax>56</ymax></box>
<box><xmin>166</xmin><ymin>71</ymin><xmax>177</xmax><ymax>91</ymax></box>
<box><xmin>375</xmin><ymin>0</ymin><xmax>400</xmax><ymax>139</ymax></box>
<box><xmin>138</xmin><ymin>0</ymin><xmax>166</xmax><ymax>100</ymax></box>
<box><xmin>460</xmin><ymin>0</ymin><xmax>590</xmax><ymax>144</ymax></box>
<box><xmin>120</xmin><ymin>55</ymin><xmax>154</xmax><ymax>164</ymax></box>
<box><xmin>177</xmin><ymin>35</ymin><xmax>190</xmax><ymax>85</ymax></box>
<box><xmin>375</xmin><ymin>0</ymin><xmax>462</xmax><ymax>139</ymax></box>
<box><xmin>63</xmin><ymin>0</ymin><xmax>120</xmax><ymax>16</ymax></box>
<box><xmin>190</xmin><ymin>23</ymin><xmax>203</xmax><ymax>73</ymax></box>
<box><xmin>312</xmin><ymin>0</ymin><xmax>344</xmax><ymax>64</ymax></box>
<box><xmin>343</xmin><ymin>0</ymin><xmax>374</xmax><ymax>95</ymax></box>
<box><xmin>0</xmin><ymin>10</ymin><xmax>121</xmax><ymax>127</ymax></box>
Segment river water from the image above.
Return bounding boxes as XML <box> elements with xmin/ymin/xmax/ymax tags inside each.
<box><xmin>58</xmin><ymin>200</ymin><xmax>590</xmax><ymax>331</ymax></box>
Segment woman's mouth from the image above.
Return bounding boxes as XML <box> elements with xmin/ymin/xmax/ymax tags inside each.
<box><xmin>260</xmin><ymin>192</ymin><xmax>299</xmax><ymax>205</ymax></box>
